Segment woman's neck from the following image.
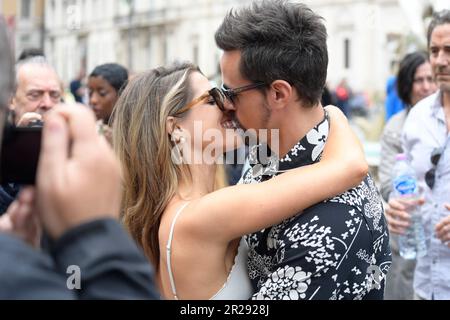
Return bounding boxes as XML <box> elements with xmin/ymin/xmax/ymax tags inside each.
<box><xmin>177</xmin><ymin>163</ymin><xmax>217</xmax><ymax>199</ymax></box>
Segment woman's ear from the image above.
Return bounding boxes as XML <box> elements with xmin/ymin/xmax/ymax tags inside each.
<box><xmin>166</xmin><ymin>116</ymin><xmax>176</xmax><ymax>137</ymax></box>
<box><xmin>167</xmin><ymin>116</ymin><xmax>185</xmax><ymax>142</ymax></box>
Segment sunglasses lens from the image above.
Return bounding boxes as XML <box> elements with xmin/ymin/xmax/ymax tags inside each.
<box><xmin>211</xmin><ymin>89</ymin><xmax>225</xmax><ymax>111</ymax></box>
<box><xmin>425</xmin><ymin>168</ymin><xmax>435</xmax><ymax>189</ymax></box>
<box><xmin>220</xmin><ymin>87</ymin><xmax>235</xmax><ymax>102</ymax></box>
<box><xmin>431</xmin><ymin>152</ymin><xmax>442</xmax><ymax>166</ymax></box>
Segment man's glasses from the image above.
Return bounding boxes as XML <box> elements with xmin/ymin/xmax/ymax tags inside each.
<box><xmin>425</xmin><ymin>147</ymin><xmax>443</xmax><ymax>189</ymax></box>
<box><xmin>176</xmin><ymin>87</ymin><xmax>227</xmax><ymax>115</ymax></box>
<box><xmin>220</xmin><ymin>82</ymin><xmax>266</xmax><ymax>103</ymax></box>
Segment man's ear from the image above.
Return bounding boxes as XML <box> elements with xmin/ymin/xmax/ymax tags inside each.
<box><xmin>267</xmin><ymin>80</ymin><xmax>293</xmax><ymax>110</ymax></box>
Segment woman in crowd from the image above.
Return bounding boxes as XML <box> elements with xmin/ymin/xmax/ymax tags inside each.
<box><xmin>88</xmin><ymin>63</ymin><xmax>128</xmax><ymax>143</ymax></box>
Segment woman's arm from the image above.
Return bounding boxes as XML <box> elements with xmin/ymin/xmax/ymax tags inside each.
<box><xmin>321</xmin><ymin>106</ymin><xmax>368</xmax><ymax>184</ymax></box>
<box><xmin>188</xmin><ymin>106</ymin><xmax>368</xmax><ymax>242</ymax></box>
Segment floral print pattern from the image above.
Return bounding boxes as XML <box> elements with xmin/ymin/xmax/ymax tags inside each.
<box><xmin>241</xmin><ymin>111</ymin><xmax>392</xmax><ymax>300</ymax></box>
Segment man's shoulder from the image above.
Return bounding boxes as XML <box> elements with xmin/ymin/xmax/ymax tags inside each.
<box><xmin>383</xmin><ymin>110</ymin><xmax>407</xmax><ymax>135</ymax></box>
<box><xmin>263</xmin><ymin>175</ymin><xmax>382</xmax><ymax>234</ymax></box>
<box><xmin>407</xmin><ymin>92</ymin><xmax>439</xmax><ymax>119</ymax></box>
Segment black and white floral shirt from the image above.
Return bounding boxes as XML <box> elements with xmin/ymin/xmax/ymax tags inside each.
<box><xmin>241</xmin><ymin>111</ymin><xmax>392</xmax><ymax>300</ymax></box>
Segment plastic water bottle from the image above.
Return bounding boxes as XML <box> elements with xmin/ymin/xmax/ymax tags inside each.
<box><xmin>391</xmin><ymin>154</ymin><xmax>427</xmax><ymax>260</ymax></box>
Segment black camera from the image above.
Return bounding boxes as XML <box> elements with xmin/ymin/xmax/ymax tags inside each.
<box><xmin>0</xmin><ymin>119</ymin><xmax>42</xmax><ymax>184</ymax></box>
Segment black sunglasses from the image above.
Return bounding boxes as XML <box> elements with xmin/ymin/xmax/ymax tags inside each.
<box><xmin>176</xmin><ymin>87</ymin><xmax>227</xmax><ymax>114</ymax></box>
<box><xmin>425</xmin><ymin>147</ymin><xmax>443</xmax><ymax>189</ymax></box>
<box><xmin>220</xmin><ymin>82</ymin><xmax>266</xmax><ymax>103</ymax></box>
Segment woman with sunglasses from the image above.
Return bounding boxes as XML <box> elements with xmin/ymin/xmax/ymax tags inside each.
<box><xmin>112</xmin><ymin>62</ymin><xmax>368</xmax><ymax>300</ymax></box>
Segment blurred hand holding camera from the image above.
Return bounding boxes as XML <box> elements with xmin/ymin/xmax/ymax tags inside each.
<box><xmin>36</xmin><ymin>104</ymin><xmax>122</xmax><ymax>240</ymax></box>
<box><xmin>16</xmin><ymin>112</ymin><xmax>43</xmax><ymax>127</ymax></box>
<box><xmin>0</xmin><ymin>187</ymin><xmax>41</xmax><ymax>248</ymax></box>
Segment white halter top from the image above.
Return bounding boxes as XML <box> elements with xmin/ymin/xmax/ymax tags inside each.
<box><xmin>166</xmin><ymin>202</ymin><xmax>253</xmax><ymax>300</ymax></box>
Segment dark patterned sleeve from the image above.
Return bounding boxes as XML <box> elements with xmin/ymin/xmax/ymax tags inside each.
<box><xmin>251</xmin><ymin>201</ymin><xmax>390</xmax><ymax>300</ymax></box>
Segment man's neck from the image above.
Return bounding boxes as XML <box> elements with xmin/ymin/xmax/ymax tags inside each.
<box><xmin>268</xmin><ymin>103</ymin><xmax>325</xmax><ymax>158</ymax></box>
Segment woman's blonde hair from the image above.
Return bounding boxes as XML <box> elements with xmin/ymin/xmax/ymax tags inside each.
<box><xmin>112</xmin><ymin>62</ymin><xmax>199</xmax><ymax>268</ymax></box>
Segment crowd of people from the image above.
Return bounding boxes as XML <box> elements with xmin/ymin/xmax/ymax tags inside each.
<box><xmin>0</xmin><ymin>0</ymin><xmax>449</xmax><ymax>300</ymax></box>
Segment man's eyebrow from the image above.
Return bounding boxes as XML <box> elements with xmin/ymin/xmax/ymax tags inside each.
<box><xmin>430</xmin><ymin>44</ymin><xmax>450</xmax><ymax>49</ymax></box>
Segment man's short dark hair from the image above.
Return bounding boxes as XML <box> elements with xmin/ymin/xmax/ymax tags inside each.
<box><xmin>215</xmin><ymin>0</ymin><xmax>328</xmax><ymax>107</ymax></box>
<box><xmin>396</xmin><ymin>51</ymin><xmax>429</xmax><ymax>107</ymax></box>
<box><xmin>427</xmin><ymin>9</ymin><xmax>450</xmax><ymax>47</ymax></box>
<box><xmin>89</xmin><ymin>63</ymin><xmax>129</xmax><ymax>94</ymax></box>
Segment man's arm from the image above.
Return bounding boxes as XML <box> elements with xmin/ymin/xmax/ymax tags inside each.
<box><xmin>0</xmin><ymin>219</ymin><xmax>158</xmax><ymax>299</ymax></box>
<box><xmin>0</xmin><ymin>234</ymin><xmax>75</xmax><ymax>299</ymax></box>
<box><xmin>50</xmin><ymin>219</ymin><xmax>159</xmax><ymax>299</ymax></box>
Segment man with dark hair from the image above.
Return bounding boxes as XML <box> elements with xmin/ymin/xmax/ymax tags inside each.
<box><xmin>0</xmin><ymin>18</ymin><xmax>158</xmax><ymax>299</ymax></box>
<box><xmin>386</xmin><ymin>9</ymin><xmax>450</xmax><ymax>300</ymax></box>
<box><xmin>380</xmin><ymin>51</ymin><xmax>436</xmax><ymax>300</ymax></box>
<box><xmin>216</xmin><ymin>0</ymin><xmax>391</xmax><ymax>300</ymax></box>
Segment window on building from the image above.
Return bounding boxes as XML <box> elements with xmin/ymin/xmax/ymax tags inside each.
<box><xmin>344</xmin><ymin>38</ymin><xmax>351</xmax><ymax>69</ymax></box>
<box><xmin>21</xmin><ymin>0</ymin><xmax>32</xmax><ymax>19</ymax></box>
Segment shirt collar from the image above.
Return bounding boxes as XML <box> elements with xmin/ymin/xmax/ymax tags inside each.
<box><xmin>247</xmin><ymin>109</ymin><xmax>330</xmax><ymax>178</ymax></box>
<box><xmin>430</xmin><ymin>90</ymin><xmax>445</xmax><ymax>123</ymax></box>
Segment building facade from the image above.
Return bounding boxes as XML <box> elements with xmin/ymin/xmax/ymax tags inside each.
<box><xmin>0</xmin><ymin>0</ymin><xmax>45</xmax><ymax>59</ymax></box>
<box><xmin>44</xmin><ymin>0</ymin><xmax>245</xmax><ymax>84</ymax></box>
<box><xmin>304</xmin><ymin>0</ymin><xmax>447</xmax><ymax>94</ymax></box>
<box><xmin>42</xmin><ymin>0</ymin><xmax>444</xmax><ymax>93</ymax></box>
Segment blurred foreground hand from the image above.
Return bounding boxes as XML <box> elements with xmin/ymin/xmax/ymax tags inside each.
<box><xmin>37</xmin><ymin>104</ymin><xmax>122</xmax><ymax>239</ymax></box>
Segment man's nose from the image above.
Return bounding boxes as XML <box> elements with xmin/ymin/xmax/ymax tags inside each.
<box><xmin>223</xmin><ymin>97</ymin><xmax>236</xmax><ymax>111</ymax></box>
<box><xmin>436</xmin><ymin>51</ymin><xmax>449</xmax><ymax>67</ymax></box>
<box><xmin>38</xmin><ymin>92</ymin><xmax>56</xmax><ymax>110</ymax></box>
